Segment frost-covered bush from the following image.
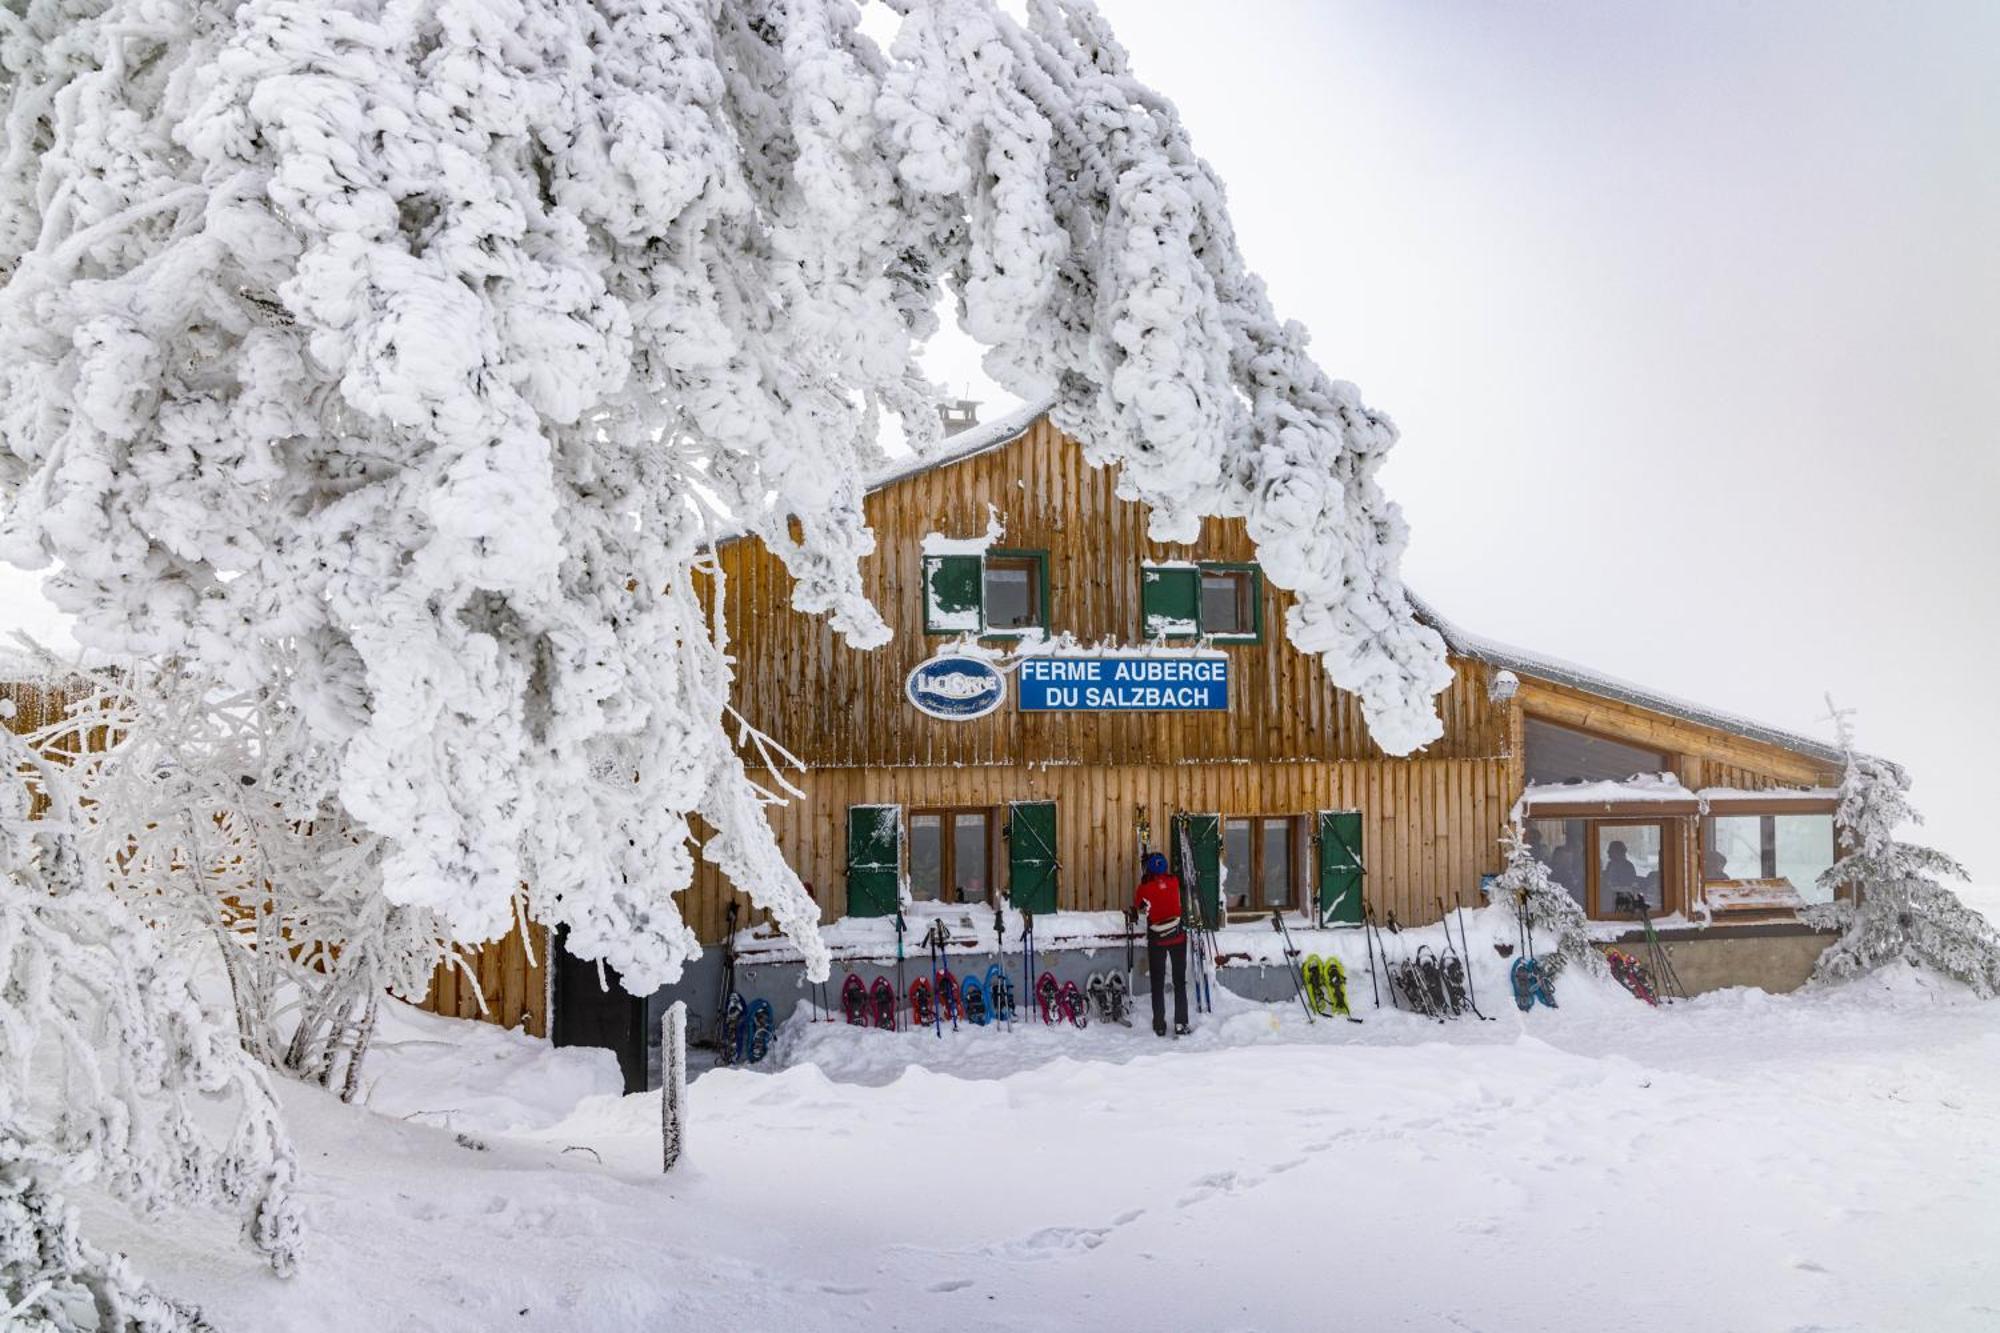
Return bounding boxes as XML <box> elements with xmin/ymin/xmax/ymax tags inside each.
<box><xmin>1806</xmin><ymin>707</ymin><xmax>1999</xmax><ymax>996</ymax></box>
<box><xmin>1</xmin><ymin>691</ymin><xmax>302</xmax><ymax>1331</ymax></box>
<box><xmin>1493</xmin><ymin>826</ymin><xmax>1604</xmax><ymax>981</ymax></box>
<box><xmin>37</xmin><ymin>660</ymin><xmax>451</xmax><ymax>1094</ymax></box>
<box><xmin>0</xmin><ymin>0</ymin><xmax>1450</xmax><ymax>994</ymax></box>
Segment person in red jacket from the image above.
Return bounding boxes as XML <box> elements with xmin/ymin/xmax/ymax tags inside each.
<box><xmin>1132</xmin><ymin>851</ymin><xmax>1190</xmax><ymax>1036</ymax></box>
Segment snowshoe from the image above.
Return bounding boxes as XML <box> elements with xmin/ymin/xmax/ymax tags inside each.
<box><xmin>1301</xmin><ymin>955</ymin><xmax>1330</xmax><ymax>1017</ymax></box>
<box><xmin>840</xmin><ymin>974</ymin><xmax>870</xmax><ymax>1026</ymax></box>
<box><xmin>1608</xmin><ymin>950</ymin><xmax>1660</xmax><ymax>1006</ymax></box>
<box><xmin>720</xmin><ymin>991</ymin><xmax>747</xmax><ymax>1062</ymax></box>
<box><xmin>984</xmin><ymin>964</ymin><xmax>1015</xmax><ymax>1023</ymax></box>
<box><xmin>1324</xmin><ymin>956</ymin><xmax>1352</xmax><ymax>1017</ymax></box>
<box><xmin>1086</xmin><ymin>971</ymin><xmax>1111</xmax><ymax>1021</ymax></box>
<box><xmin>936</xmin><ymin>969</ymin><xmax>961</xmax><ymax>1023</ymax></box>
<box><xmin>1174</xmin><ymin>1023</ymin><xmax>1190</xmax><ymax>1037</ymax></box>
<box><xmin>1510</xmin><ymin>956</ymin><xmax>1557</xmax><ymax>1011</ymax></box>
<box><xmin>1415</xmin><ymin>947</ymin><xmax>1454</xmax><ymax>1018</ymax></box>
<box><xmin>1440</xmin><ymin>953</ymin><xmax>1475</xmax><ymax>1017</ymax></box>
<box><xmin>961</xmin><ymin>974</ymin><xmax>991</xmax><ymax>1026</ymax></box>
<box><xmin>1058</xmin><ymin>980</ymin><xmax>1089</xmax><ymax>1029</ymax></box>
<box><xmin>870</xmin><ymin>975</ymin><xmax>898</xmax><ymax>1030</ymax></box>
<box><xmin>1036</xmin><ymin>971</ymin><xmax>1062</xmax><ymax>1025</ymax></box>
<box><xmin>1105</xmin><ymin>973</ymin><xmax>1132</xmax><ymax>1026</ymax></box>
<box><xmin>908</xmin><ymin>974</ymin><xmax>935</xmax><ymax>1028</ymax></box>
<box><xmin>745</xmin><ymin>998</ymin><xmax>775</xmax><ymax>1064</ymax></box>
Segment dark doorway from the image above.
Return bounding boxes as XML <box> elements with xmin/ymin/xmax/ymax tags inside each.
<box><xmin>551</xmin><ymin>928</ymin><xmax>649</xmax><ymax>1094</ymax></box>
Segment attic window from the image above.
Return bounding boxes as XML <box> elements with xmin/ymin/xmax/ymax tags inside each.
<box><xmin>1523</xmin><ymin>717</ymin><xmax>1668</xmax><ymax>786</ymax></box>
<box><xmin>1143</xmin><ymin>561</ymin><xmax>1262</xmax><ymax>642</ymax></box>
<box><xmin>984</xmin><ymin>555</ymin><xmax>1043</xmax><ymax>632</ymax></box>
<box><xmin>923</xmin><ymin>549</ymin><xmax>1047</xmax><ymax>636</ymax></box>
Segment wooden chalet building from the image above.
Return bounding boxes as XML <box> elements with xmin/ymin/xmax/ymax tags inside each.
<box><xmin>435</xmin><ymin>401</ymin><xmax>1852</xmax><ymax>1083</ymax></box>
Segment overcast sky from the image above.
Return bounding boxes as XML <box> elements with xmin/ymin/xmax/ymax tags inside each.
<box><xmin>925</xmin><ymin>0</ymin><xmax>2000</xmax><ymax>879</ymax></box>
<box><xmin>3</xmin><ymin>0</ymin><xmax>1993</xmax><ymax>879</ymax></box>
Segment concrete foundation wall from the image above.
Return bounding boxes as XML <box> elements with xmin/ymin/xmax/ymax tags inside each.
<box><xmin>1599</xmin><ymin>926</ymin><xmax>1835</xmax><ymax>996</ymax></box>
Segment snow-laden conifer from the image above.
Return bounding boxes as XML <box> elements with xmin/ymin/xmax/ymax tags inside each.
<box><xmin>1807</xmin><ymin>704</ymin><xmax>2000</xmax><ymax>996</ymax></box>
<box><xmin>0</xmin><ymin>0</ymin><xmax>1450</xmax><ymax>993</ymax></box>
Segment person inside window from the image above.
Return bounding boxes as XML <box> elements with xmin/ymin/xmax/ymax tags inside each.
<box><xmin>1602</xmin><ymin>840</ymin><xmax>1639</xmax><ymax>895</ymax></box>
<box><xmin>1703</xmin><ymin>844</ymin><xmax>1729</xmax><ymax>881</ymax></box>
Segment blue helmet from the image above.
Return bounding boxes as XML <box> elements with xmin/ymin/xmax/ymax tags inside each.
<box><xmin>1144</xmin><ymin>852</ymin><xmax>1169</xmax><ymax>877</ymax></box>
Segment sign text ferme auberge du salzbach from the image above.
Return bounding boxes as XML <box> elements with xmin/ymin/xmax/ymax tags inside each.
<box><xmin>1015</xmin><ymin>656</ymin><xmax>1228</xmax><ymax>712</ymax></box>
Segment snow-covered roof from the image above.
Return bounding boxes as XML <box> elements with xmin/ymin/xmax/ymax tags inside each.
<box><xmin>865</xmin><ymin>395</ymin><xmax>1058</xmax><ymax>493</ymax></box>
<box><xmin>1407</xmin><ymin>591</ymin><xmax>1843</xmax><ymax>766</ymax></box>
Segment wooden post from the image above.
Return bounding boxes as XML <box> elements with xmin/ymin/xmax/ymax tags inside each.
<box><xmin>661</xmin><ymin>1000</ymin><xmax>687</xmax><ymax>1173</ymax></box>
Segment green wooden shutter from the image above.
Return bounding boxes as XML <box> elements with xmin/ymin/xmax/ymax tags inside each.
<box><xmin>846</xmin><ymin>805</ymin><xmax>901</xmax><ymax>918</ymax></box>
<box><xmin>1171</xmin><ymin>812</ymin><xmax>1222</xmax><ymax>928</ymax></box>
<box><xmin>922</xmin><ymin>554</ymin><xmax>983</xmax><ymax>633</ymax></box>
<box><xmin>1141</xmin><ymin>564</ymin><xmax>1199</xmax><ymax>640</ymax></box>
<box><xmin>1316</xmin><ymin>810</ymin><xmax>1365</xmax><ymax>926</ymax></box>
<box><xmin>1007</xmin><ymin>801</ymin><xmax>1060</xmax><ymax>914</ymax></box>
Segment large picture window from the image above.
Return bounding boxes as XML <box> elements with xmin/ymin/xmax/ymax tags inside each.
<box><xmin>908</xmin><ymin>808</ymin><xmax>994</xmax><ymax>905</ymax></box>
<box><xmin>1524</xmin><ymin>717</ymin><xmax>1669</xmax><ymax>787</ymax></box>
<box><xmin>1223</xmin><ymin>815</ymin><xmax>1296</xmax><ymax>913</ymax></box>
<box><xmin>1703</xmin><ymin>811</ymin><xmax>1835</xmax><ymax>906</ymax></box>
<box><xmin>1528</xmin><ymin>816</ymin><xmax>1671</xmax><ymax>919</ymax></box>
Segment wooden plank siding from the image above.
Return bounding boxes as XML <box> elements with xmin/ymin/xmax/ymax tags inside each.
<box><xmin>715</xmin><ymin>417</ymin><xmax>1509</xmax><ymax>770</ymax></box>
<box><xmin>686</xmin><ymin>758</ymin><xmax>1513</xmax><ymax>938</ymax></box>
<box><xmin>420</xmin><ymin>924</ymin><xmax>550</xmax><ymax>1038</ymax></box>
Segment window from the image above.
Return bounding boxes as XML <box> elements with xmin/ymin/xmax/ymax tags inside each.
<box><xmin>1223</xmin><ymin>816</ymin><xmax>1296</xmax><ymax>912</ymax></box>
<box><xmin>1528</xmin><ymin>817</ymin><xmax>1588</xmax><ymax>911</ymax></box>
<box><xmin>1200</xmin><ymin>567</ymin><xmax>1257</xmax><ymax>638</ymax></box>
<box><xmin>1528</xmin><ymin>817</ymin><xmax>1670</xmax><ymax>919</ymax></box>
<box><xmin>907</xmin><ymin>808</ymin><xmax>994</xmax><ymax>905</ymax></box>
<box><xmin>983</xmin><ymin>554</ymin><xmax>1043</xmax><ymax>632</ymax></box>
<box><xmin>1703</xmin><ymin>812</ymin><xmax>1835</xmax><ymax>906</ymax></box>
<box><xmin>922</xmin><ymin>549</ymin><xmax>1048</xmax><ymax>636</ymax></box>
<box><xmin>1142</xmin><ymin>562</ymin><xmax>1263</xmax><ymax>642</ymax></box>
<box><xmin>1597</xmin><ymin>823</ymin><xmax>1665</xmax><ymax>916</ymax></box>
<box><xmin>1523</xmin><ymin>717</ymin><xmax>1669</xmax><ymax>787</ymax></box>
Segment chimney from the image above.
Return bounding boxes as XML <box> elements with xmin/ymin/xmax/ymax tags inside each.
<box><xmin>939</xmin><ymin>398</ymin><xmax>980</xmax><ymax>436</ymax></box>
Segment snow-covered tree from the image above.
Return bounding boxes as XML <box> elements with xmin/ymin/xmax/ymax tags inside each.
<box><xmin>1807</xmin><ymin>704</ymin><xmax>1999</xmax><ymax>996</ymax></box>
<box><xmin>0</xmin><ymin>0</ymin><xmax>1451</xmax><ymax>997</ymax></box>
<box><xmin>1493</xmin><ymin>825</ymin><xmax>1604</xmax><ymax>980</ymax></box>
<box><xmin>36</xmin><ymin>659</ymin><xmax>451</xmax><ymax>1094</ymax></box>
<box><xmin>1</xmin><ymin>685</ymin><xmax>302</xmax><ymax>1331</ymax></box>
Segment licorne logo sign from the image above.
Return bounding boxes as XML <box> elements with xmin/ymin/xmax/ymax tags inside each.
<box><xmin>905</xmin><ymin>655</ymin><xmax>1007</xmax><ymax>720</ymax></box>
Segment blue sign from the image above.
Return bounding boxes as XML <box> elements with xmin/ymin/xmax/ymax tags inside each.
<box><xmin>1017</xmin><ymin>656</ymin><xmax>1228</xmax><ymax>711</ymax></box>
<box><xmin>905</xmin><ymin>655</ymin><xmax>1007</xmax><ymax>720</ymax></box>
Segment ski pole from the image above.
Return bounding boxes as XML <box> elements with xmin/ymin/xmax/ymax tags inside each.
<box><xmin>1438</xmin><ymin>896</ymin><xmax>1492</xmax><ymax>1022</ymax></box>
<box><xmin>1449</xmin><ymin>896</ymin><xmax>1481</xmax><ymax>1012</ymax></box>
<box><xmin>1271</xmin><ymin>909</ymin><xmax>1316</xmax><ymax>1022</ymax></box>
<box><xmin>894</xmin><ymin>910</ymin><xmax>907</xmax><ymax>1033</ymax></box>
<box><xmin>1362</xmin><ymin>900</ymin><xmax>1381</xmax><ymax>1009</ymax></box>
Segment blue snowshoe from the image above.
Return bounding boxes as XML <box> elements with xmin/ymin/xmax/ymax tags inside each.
<box><xmin>961</xmin><ymin>974</ymin><xmax>991</xmax><ymax>1026</ymax></box>
<box><xmin>984</xmin><ymin>964</ymin><xmax>1015</xmax><ymax>1022</ymax></box>
<box><xmin>744</xmin><ymin>997</ymin><xmax>776</xmax><ymax>1063</ymax></box>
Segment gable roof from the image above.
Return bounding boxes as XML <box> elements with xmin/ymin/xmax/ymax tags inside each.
<box><xmin>754</xmin><ymin>399</ymin><xmax>1846</xmax><ymax>770</ymax></box>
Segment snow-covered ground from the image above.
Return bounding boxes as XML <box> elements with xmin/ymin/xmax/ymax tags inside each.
<box><xmin>85</xmin><ymin>895</ymin><xmax>2000</xmax><ymax>1332</ymax></box>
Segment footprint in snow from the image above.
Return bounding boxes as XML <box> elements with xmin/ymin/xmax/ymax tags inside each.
<box><xmin>928</xmin><ymin>1278</ymin><xmax>974</xmax><ymax>1293</ymax></box>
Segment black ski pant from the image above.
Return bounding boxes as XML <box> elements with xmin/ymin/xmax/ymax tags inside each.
<box><xmin>1148</xmin><ymin>936</ymin><xmax>1188</xmax><ymax>1029</ymax></box>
